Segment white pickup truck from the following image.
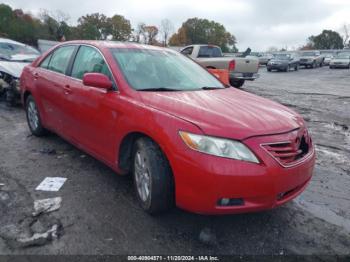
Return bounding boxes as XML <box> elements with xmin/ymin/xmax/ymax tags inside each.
<box><xmin>180</xmin><ymin>44</ymin><xmax>259</xmax><ymax>88</ymax></box>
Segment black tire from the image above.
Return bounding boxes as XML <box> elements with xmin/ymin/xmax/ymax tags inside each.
<box><xmin>295</xmin><ymin>65</ymin><xmax>299</xmax><ymax>71</ymax></box>
<box><xmin>5</xmin><ymin>89</ymin><xmax>16</xmax><ymax>107</ymax></box>
<box><xmin>25</xmin><ymin>95</ymin><xmax>48</xmax><ymax>136</ymax></box>
<box><xmin>267</xmin><ymin>68</ymin><xmax>271</xmax><ymax>72</ymax></box>
<box><xmin>132</xmin><ymin>137</ymin><xmax>174</xmax><ymax>214</ymax></box>
<box><xmin>229</xmin><ymin>79</ymin><xmax>245</xmax><ymax>88</ymax></box>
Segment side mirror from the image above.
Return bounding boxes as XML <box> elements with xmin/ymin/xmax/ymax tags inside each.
<box><xmin>83</xmin><ymin>73</ymin><xmax>112</xmax><ymax>90</ymax></box>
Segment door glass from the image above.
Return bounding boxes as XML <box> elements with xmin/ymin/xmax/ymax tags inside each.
<box><xmin>39</xmin><ymin>53</ymin><xmax>52</xmax><ymax>69</ymax></box>
<box><xmin>48</xmin><ymin>46</ymin><xmax>75</xmax><ymax>74</ymax></box>
<box><xmin>71</xmin><ymin>46</ymin><xmax>112</xmax><ymax>80</ymax></box>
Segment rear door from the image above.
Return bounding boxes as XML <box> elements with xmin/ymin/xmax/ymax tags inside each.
<box><xmin>34</xmin><ymin>45</ymin><xmax>77</xmax><ymax>134</ymax></box>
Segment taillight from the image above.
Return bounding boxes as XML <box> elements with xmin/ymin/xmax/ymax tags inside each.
<box><xmin>229</xmin><ymin>60</ymin><xmax>235</xmax><ymax>71</ymax></box>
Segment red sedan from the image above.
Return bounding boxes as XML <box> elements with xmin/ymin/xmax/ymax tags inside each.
<box><xmin>20</xmin><ymin>41</ymin><xmax>315</xmax><ymax>215</ymax></box>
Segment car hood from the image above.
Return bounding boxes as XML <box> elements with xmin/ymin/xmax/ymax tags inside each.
<box><xmin>0</xmin><ymin>61</ymin><xmax>30</xmax><ymax>78</ymax></box>
<box><xmin>139</xmin><ymin>88</ymin><xmax>304</xmax><ymax>140</ymax></box>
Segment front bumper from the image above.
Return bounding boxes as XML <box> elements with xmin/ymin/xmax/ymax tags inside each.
<box><xmin>171</xmin><ymin>131</ymin><xmax>315</xmax><ymax>215</ymax></box>
<box><xmin>230</xmin><ymin>72</ymin><xmax>259</xmax><ymax>81</ymax></box>
<box><xmin>330</xmin><ymin>63</ymin><xmax>349</xmax><ymax>68</ymax></box>
<box><xmin>299</xmin><ymin>60</ymin><xmax>314</xmax><ymax>66</ymax></box>
<box><xmin>267</xmin><ymin>64</ymin><xmax>288</xmax><ymax>71</ymax></box>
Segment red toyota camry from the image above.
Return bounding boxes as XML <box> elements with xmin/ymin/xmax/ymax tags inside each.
<box><xmin>20</xmin><ymin>41</ymin><xmax>315</xmax><ymax>215</ymax></box>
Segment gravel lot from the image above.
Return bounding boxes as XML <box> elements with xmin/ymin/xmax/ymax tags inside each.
<box><xmin>0</xmin><ymin>66</ymin><xmax>349</xmax><ymax>256</ymax></box>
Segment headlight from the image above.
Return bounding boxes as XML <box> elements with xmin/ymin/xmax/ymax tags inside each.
<box><xmin>13</xmin><ymin>79</ymin><xmax>20</xmax><ymax>91</ymax></box>
<box><xmin>179</xmin><ymin>131</ymin><xmax>259</xmax><ymax>163</ymax></box>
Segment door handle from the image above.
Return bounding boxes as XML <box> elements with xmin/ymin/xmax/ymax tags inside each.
<box><xmin>33</xmin><ymin>72</ymin><xmax>39</xmax><ymax>80</ymax></box>
<box><xmin>63</xmin><ymin>85</ymin><xmax>72</xmax><ymax>94</ymax></box>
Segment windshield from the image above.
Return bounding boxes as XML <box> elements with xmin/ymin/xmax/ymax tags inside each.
<box><xmin>273</xmin><ymin>54</ymin><xmax>290</xmax><ymax>60</ymax></box>
<box><xmin>0</xmin><ymin>42</ymin><xmax>40</xmax><ymax>61</ymax></box>
<box><xmin>335</xmin><ymin>54</ymin><xmax>350</xmax><ymax>59</ymax></box>
<box><xmin>301</xmin><ymin>52</ymin><xmax>316</xmax><ymax>56</ymax></box>
<box><xmin>111</xmin><ymin>48</ymin><xmax>225</xmax><ymax>91</ymax></box>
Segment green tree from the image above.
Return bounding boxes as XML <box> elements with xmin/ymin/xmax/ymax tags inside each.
<box><xmin>308</xmin><ymin>30</ymin><xmax>344</xmax><ymax>49</ymax></box>
<box><xmin>0</xmin><ymin>4</ymin><xmax>13</xmax><ymax>37</ymax></box>
<box><xmin>169</xmin><ymin>18</ymin><xmax>237</xmax><ymax>52</ymax></box>
<box><xmin>108</xmin><ymin>14</ymin><xmax>132</xmax><ymax>41</ymax></box>
<box><xmin>77</xmin><ymin>13</ymin><xmax>110</xmax><ymax>40</ymax></box>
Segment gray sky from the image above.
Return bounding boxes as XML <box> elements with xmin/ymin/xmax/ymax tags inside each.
<box><xmin>4</xmin><ymin>0</ymin><xmax>350</xmax><ymax>51</ymax></box>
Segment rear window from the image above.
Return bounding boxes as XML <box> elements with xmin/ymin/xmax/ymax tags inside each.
<box><xmin>198</xmin><ymin>46</ymin><xmax>222</xmax><ymax>58</ymax></box>
<box><xmin>48</xmin><ymin>46</ymin><xmax>76</xmax><ymax>74</ymax></box>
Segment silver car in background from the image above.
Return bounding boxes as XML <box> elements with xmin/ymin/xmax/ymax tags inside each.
<box><xmin>330</xmin><ymin>53</ymin><xmax>350</xmax><ymax>69</ymax></box>
<box><xmin>0</xmin><ymin>38</ymin><xmax>40</xmax><ymax>106</ymax></box>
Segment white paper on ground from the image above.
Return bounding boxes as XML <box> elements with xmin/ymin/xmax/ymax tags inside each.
<box><xmin>35</xmin><ymin>177</ymin><xmax>67</xmax><ymax>192</ymax></box>
<box><xmin>33</xmin><ymin>197</ymin><xmax>62</xmax><ymax>216</ymax></box>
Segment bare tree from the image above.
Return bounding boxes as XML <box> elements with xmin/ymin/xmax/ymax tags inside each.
<box><xmin>133</xmin><ymin>22</ymin><xmax>146</xmax><ymax>43</ymax></box>
<box><xmin>160</xmin><ymin>19</ymin><xmax>174</xmax><ymax>46</ymax></box>
<box><xmin>342</xmin><ymin>24</ymin><xmax>350</xmax><ymax>47</ymax></box>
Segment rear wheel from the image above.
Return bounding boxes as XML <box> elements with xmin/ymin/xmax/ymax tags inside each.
<box><xmin>267</xmin><ymin>68</ymin><xmax>272</xmax><ymax>72</ymax></box>
<box><xmin>229</xmin><ymin>79</ymin><xmax>245</xmax><ymax>88</ymax></box>
<box><xmin>132</xmin><ymin>137</ymin><xmax>174</xmax><ymax>214</ymax></box>
<box><xmin>25</xmin><ymin>95</ymin><xmax>47</xmax><ymax>136</ymax></box>
<box><xmin>295</xmin><ymin>64</ymin><xmax>299</xmax><ymax>71</ymax></box>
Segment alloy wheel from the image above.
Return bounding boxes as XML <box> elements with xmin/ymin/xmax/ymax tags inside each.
<box><xmin>134</xmin><ymin>151</ymin><xmax>151</xmax><ymax>202</ymax></box>
<box><xmin>27</xmin><ymin>100</ymin><xmax>39</xmax><ymax>131</ymax></box>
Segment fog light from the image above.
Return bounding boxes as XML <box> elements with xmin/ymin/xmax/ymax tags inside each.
<box><xmin>217</xmin><ymin>198</ymin><xmax>244</xmax><ymax>206</ymax></box>
<box><xmin>220</xmin><ymin>198</ymin><xmax>230</xmax><ymax>206</ymax></box>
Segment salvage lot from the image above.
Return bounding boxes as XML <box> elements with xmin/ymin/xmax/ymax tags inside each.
<box><xmin>0</xmin><ymin>66</ymin><xmax>349</xmax><ymax>255</ymax></box>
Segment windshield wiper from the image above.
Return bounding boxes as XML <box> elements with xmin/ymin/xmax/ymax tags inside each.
<box><xmin>200</xmin><ymin>86</ymin><xmax>225</xmax><ymax>90</ymax></box>
<box><xmin>137</xmin><ymin>87</ymin><xmax>180</xmax><ymax>91</ymax></box>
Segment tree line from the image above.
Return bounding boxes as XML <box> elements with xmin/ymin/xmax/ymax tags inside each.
<box><xmin>0</xmin><ymin>3</ymin><xmax>237</xmax><ymax>52</ymax></box>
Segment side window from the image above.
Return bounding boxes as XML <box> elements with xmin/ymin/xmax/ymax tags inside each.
<box><xmin>39</xmin><ymin>53</ymin><xmax>52</xmax><ymax>69</ymax></box>
<box><xmin>71</xmin><ymin>46</ymin><xmax>112</xmax><ymax>80</ymax></box>
<box><xmin>48</xmin><ymin>46</ymin><xmax>76</xmax><ymax>74</ymax></box>
<box><xmin>181</xmin><ymin>47</ymin><xmax>193</xmax><ymax>56</ymax></box>
<box><xmin>198</xmin><ymin>46</ymin><xmax>222</xmax><ymax>58</ymax></box>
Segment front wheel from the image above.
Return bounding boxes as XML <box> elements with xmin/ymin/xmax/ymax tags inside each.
<box><xmin>295</xmin><ymin>65</ymin><xmax>299</xmax><ymax>71</ymax></box>
<box><xmin>25</xmin><ymin>95</ymin><xmax>48</xmax><ymax>136</ymax></box>
<box><xmin>229</xmin><ymin>79</ymin><xmax>245</xmax><ymax>88</ymax></box>
<box><xmin>132</xmin><ymin>137</ymin><xmax>174</xmax><ymax>214</ymax></box>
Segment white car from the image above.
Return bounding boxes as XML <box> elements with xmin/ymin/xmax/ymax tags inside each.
<box><xmin>0</xmin><ymin>38</ymin><xmax>40</xmax><ymax>106</ymax></box>
<box><xmin>322</xmin><ymin>54</ymin><xmax>334</xmax><ymax>66</ymax></box>
<box><xmin>329</xmin><ymin>53</ymin><xmax>350</xmax><ymax>69</ymax></box>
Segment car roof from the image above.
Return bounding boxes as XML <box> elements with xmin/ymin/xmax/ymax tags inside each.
<box><xmin>0</xmin><ymin>38</ymin><xmax>26</xmax><ymax>46</ymax></box>
<box><xmin>59</xmin><ymin>40</ymin><xmax>172</xmax><ymax>52</ymax></box>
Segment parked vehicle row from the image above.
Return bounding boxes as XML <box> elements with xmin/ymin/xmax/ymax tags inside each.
<box><xmin>266</xmin><ymin>50</ymin><xmax>350</xmax><ymax>72</ymax></box>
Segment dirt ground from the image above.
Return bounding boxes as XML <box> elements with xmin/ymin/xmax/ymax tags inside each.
<box><xmin>0</xmin><ymin>66</ymin><xmax>349</xmax><ymax>256</ymax></box>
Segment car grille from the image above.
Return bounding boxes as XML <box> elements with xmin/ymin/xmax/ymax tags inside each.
<box><xmin>261</xmin><ymin>130</ymin><xmax>312</xmax><ymax>167</ymax></box>
<box><xmin>300</xmin><ymin>59</ymin><xmax>308</xmax><ymax>62</ymax></box>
